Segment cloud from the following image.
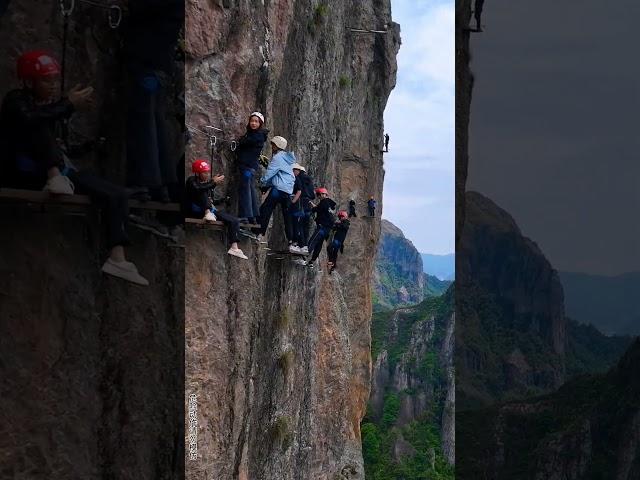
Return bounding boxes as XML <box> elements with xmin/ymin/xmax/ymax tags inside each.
<box><xmin>382</xmin><ymin>0</ymin><xmax>454</xmax><ymax>254</ymax></box>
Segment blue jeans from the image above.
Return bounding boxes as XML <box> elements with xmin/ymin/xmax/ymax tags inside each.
<box><xmin>308</xmin><ymin>225</ymin><xmax>330</xmax><ymax>262</ymax></box>
<box><xmin>238</xmin><ymin>168</ymin><xmax>259</xmax><ymax>220</ymax></box>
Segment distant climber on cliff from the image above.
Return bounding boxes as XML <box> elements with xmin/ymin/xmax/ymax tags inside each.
<box><xmin>348</xmin><ymin>199</ymin><xmax>357</xmax><ymax>217</ymax></box>
<box><xmin>298</xmin><ymin>187</ymin><xmax>337</xmax><ymax>270</ymax></box>
<box><xmin>185</xmin><ymin>159</ymin><xmax>248</xmax><ymax>259</ymax></box>
<box><xmin>0</xmin><ymin>50</ymin><xmax>149</xmax><ymax>285</ymax></box>
<box><xmin>235</xmin><ymin>111</ymin><xmax>267</xmax><ymax>224</ymax></box>
<box><xmin>384</xmin><ymin>133</ymin><xmax>390</xmax><ymax>152</ymax></box>
<box><xmin>367</xmin><ymin>196</ymin><xmax>377</xmax><ymax>217</ymax></box>
<box><xmin>289</xmin><ymin>162</ymin><xmax>315</xmax><ymax>254</ymax></box>
<box><xmin>258</xmin><ymin>135</ymin><xmax>295</xmax><ymax>249</ymax></box>
<box><xmin>474</xmin><ymin>0</ymin><xmax>485</xmax><ymax>31</ymax></box>
<box><xmin>124</xmin><ymin>0</ymin><xmax>183</xmax><ymax>203</ymax></box>
<box><xmin>326</xmin><ymin>211</ymin><xmax>350</xmax><ymax>274</ymax></box>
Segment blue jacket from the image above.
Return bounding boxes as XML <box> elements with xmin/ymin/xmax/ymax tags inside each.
<box><xmin>260</xmin><ymin>150</ymin><xmax>295</xmax><ymax>194</ymax></box>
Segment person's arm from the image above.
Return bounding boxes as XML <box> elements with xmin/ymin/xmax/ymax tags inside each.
<box><xmin>8</xmin><ymin>94</ymin><xmax>74</xmax><ymax>126</ymax></box>
<box><xmin>260</xmin><ymin>155</ymin><xmax>280</xmax><ymax>185</ymax></box>
<box><xmin>292</xmin><ymin>190</ymin><xmax>301</xmax><ymax>203</ymax></box>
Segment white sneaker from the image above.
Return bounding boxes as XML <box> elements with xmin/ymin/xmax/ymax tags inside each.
<box><xmin>228</xmin><ymin>247</ymin><xmax>248</xmax><ymax>259</ymax></box>
<box><xmin>43</xmin><ymin>175</ymin><xmax>74</xmax><ymax>195</ymax></box>
<box><xmin>299</xmin><ymin>246</ymin><xmax>309</xmax><ymax>254</ymax></box>
<box><xmin>293</xmin><ymin>258</ymin><xmax>306</xmax><ymax>266</ymax></box>
<box><xmin>204</xmin><ymin>210</ymin><xmax>217</xmax><ymax>222</ymax></box>
<box><xmin>101</xmin><ymin>258</ymin><xmax>149</xmax><ymax>286</ymax></box>
<box><xmin>289</xmin><ymin>244</ymin><xmax>301</xmax><ymax>254</ymax></box>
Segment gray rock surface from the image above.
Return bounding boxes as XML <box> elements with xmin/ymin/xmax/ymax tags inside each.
<box><xmin>184</xmin><ymin>1</ymin><xmax>400</xmax><ymax>479</ymax></box>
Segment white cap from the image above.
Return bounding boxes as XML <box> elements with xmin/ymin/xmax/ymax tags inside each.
<box><xmin>292</xmin><ymin>163</ymin><xmax>306</xmax><ymax>172</ymax></box>
<box><xmin>271</xmin><ymin>135</ymin><xmax>287</xmax><ymax>150</ymax></box>
<box><xmin>250</xmin><ymin>111</ymin><xmax>264</xmax><ymax>123</ymax></box>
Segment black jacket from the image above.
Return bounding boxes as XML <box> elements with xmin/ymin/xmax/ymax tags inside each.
<box><xmin>235</xmin><ymin>128</ymin><xmax>268</xmax><ymax>170</ymax></box>
<box><xmin>312</xmin><ymin>197</ymin><xmax>337</xmax><ymax>228</ymax></box>
<box><xmin>124</xmin><ymin>0</ymin><xmax>184</xmax><ymax>73</ymax></box>
<box><xmin>0</xmin><ymin>89</ymin><xmax>74</xmax><ymax>180</ymax></box>
<box><xmin>184</xmin><ymin>175</ymin><xmax>227</xmax><ymax>216</ymax></box>
<box><xmin>332</xmin><ymin>219</ymin><xmax>350</xmax><ymax>245</ymax></box>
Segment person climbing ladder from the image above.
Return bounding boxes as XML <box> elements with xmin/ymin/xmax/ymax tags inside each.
<box><xmin>235</xmin><ymin>111</ymin><xmax>267</xmax><ymax>224</ymax></box>
<box><xmin>289</xmin><ymin>162</ymin><xmax>315</xmax><ymax>254</ymax></box>
<box><xmin>348</xmin><ymin>199</ymin><xmax>357</xmax><ymax>218</ymax></box>
<box><xmin>299</xmin><ymin>187</ymin><xmax>336</xmax><ymax>270</ymax></box>
<box><xmin>326</xmin><ymin>210</ymin><xmax>350</xmax><ymax>274</ymax></box>
<box><xmin>258</xmin><ymin>135</ymin><xmax>295</xmax><ymax>247</ymax></box>
<box><xmin>0</xmin><ymin>50</ymin><xmax>148</xmax><ymax>285</ymax></box>
<box><xmin>185</xmin><ymin>159</ymin><xmax>249</xmax><ymax>259</ymax></box>
<box><xmin>367</xmin><ymin>196</ymin><xmax>377</xmax><ymax>217</ymax></box>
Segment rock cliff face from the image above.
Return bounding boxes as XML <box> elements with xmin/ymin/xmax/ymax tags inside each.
<box><xmin>374</xmin><ymin>219</ymin><xmax>425</xmax><ymax>308</ymax></box>
<box><xmin>364</xmin><ymin>289</ymin><xmax>455</xmax><ymax>475</ymax></box>
<box><xmin>0</xmin><ymin>2</ymin><xmax>185</xmax><ymax>479</ymax></box>
<box><xmin>457</xmin><ymin>339</ymin><xmax>640</xmax><ymax>480</ymax></box>
<box><xmin>184</xmin><ymin>2</ymin><xmax>399</xmax><ymax>479</ymax></box>
<box><xmin>457</xmin><ymin>191</ymin><xmax>566</xmax><ymax>408</ymax></box>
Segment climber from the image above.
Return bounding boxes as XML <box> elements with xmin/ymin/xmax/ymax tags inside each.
<box><xmin>384</xmin><ymin>133</ymin><xmax>389</xmax><ymax>152</ymax></box>
<box><xmin>124</xmin><ymin>0</ymin><xmax>183</xmax><ymax>202</ymax></box>
<box><xmin>298</xmin><ymin>187</ymin><xmax>337</xmax><ymax>269</ymax></box>
<box><xmin>474</xmin><ymin>0</ymin><xmax>485</xmax><ymax>31</ymax></box>
<box><xmin>185</xmin><ymin>159</ymin><xmax>248</xmax><ymax>259</ymax></box>
<box><xmin>348</xmin><ymin>199</ymin><xmax>357</xmax><ymax>218</ymax></box>
<box><xmin>289</xmin><ymin>162</ymin><xmax>315</xmax><ymax>254</ymax></box>
<box><xmin>0</xmin><ymin>50</ymin><xmax>149</xmax><ymax>285</ymax></box>
<box><xmin>326</xmin><ymin>210</ymin><xmax>350</xmax><ymax>274</ymax></box>
<box><xmin>235</xmin><ymin>111</ymin><xmax>268</xmax><ymax>224</ymax></box>
<box><xmin>367</xmin><ymin>196</ymin><xmax>377</xmax><ymax>217</ymax></box>
<box><xmin>258</xmin><ymin>135</ymin><xmax>295</xmax><ymax>248</ymax></box>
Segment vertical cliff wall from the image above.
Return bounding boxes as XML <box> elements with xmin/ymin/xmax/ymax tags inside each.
<box><xmin>0</xmin><ymin>2</ymin><xmax>185</xmax><ymax>479</ymax></box>
<box><xmin>184</xmin><ymin>1</ymin><xmax>399</xmax><ymax>479</ymax></box>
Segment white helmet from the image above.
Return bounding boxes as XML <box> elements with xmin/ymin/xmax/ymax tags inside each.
<box><xmin>271</xmin><ymin>136</ymin><xmax>287</xmax><ymax>150</ymax></box>
<box><xmin>292</xmin><ymin>163</ymin><xmax>306</xmax><ymax>172</ymax></box>
<box><xmin>249</xmin><ymin>111</ymin><xmax>265</xmax><ymax>124</ymax></box>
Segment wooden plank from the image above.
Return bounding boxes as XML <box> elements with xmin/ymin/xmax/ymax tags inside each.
<box><xmin>0</xmin><ymin>188</ymin><xmax>180</xmax><ymax>212</ymax></box>
<box><xmin>185</xmin><ymin>217</ymin><xmax>260</xmax><ymax>229</ymax></box>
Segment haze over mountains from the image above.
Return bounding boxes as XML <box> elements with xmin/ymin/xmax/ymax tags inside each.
<box><xmin>559</xmin><ymin>271</ymin><xmax>640</xmax><ymax>336</ymax></box>
<box><xmin>420</xmin><ymin>253</ymin><xmax>455</xmax><ymax>281</ymax></box>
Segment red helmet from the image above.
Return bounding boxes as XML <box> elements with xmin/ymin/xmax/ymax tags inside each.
<box><xmin>17</xmin><ymin>51</ymin><xmax>61</xmax><ymax>81</ymax></box>
<box><xmin>337</xmin><ymin>210</ymin><xmax>348</xmax><ymax>219</ymax></box>
<box><xmin>192</xmin><ymin>159</ymin><xmax>211</xmax><ymax>174</ymax></box>
<box><xmin>315</xmin><ymin>187</ymin><xmax>329</xmax><ymax>195</ymax></box>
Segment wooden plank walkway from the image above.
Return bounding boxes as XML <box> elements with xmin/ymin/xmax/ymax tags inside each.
<box><xmin>0</xmin><ymin>188</ymin><xmax>181</xmax><ymax>212</ymax></box>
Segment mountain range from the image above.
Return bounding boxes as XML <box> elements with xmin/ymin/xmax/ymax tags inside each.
<box><xmin>420</xmin><ymin>253</ymin><xmax>455</xmax><ymax>281</ymax></box>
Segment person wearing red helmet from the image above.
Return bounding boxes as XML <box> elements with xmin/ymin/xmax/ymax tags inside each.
<box><xmin>299</xmin><ymin>186</ymin><xmax>337</xmax><ymax>270</ymax></box>
<box><xmin>326</xmin><ymin>211</ymin><xmax>350</xmax><ymax>274</ymax></box>
<box><xmin>0</xmin><ymin>51</ymin><xmax>149</xmax><ymax>285</ymax></box>
<box><xmin>185</xmin><ymin>159</ymin><xmax>249</xmax><ymax>260</ymax></box>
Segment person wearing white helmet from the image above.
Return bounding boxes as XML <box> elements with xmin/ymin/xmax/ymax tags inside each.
<box><xmin>289</xmin><ymin>162</ymin><xmax>316</xmax><ymax>254</ymax></box>
<box><xmin>235</xmin><ymin>111</ymin><xmax>267</xmax><ymax>224</ymax></box>
<box><xmin>258</xmin><ymin>135</ymin><xmax>295</xmax><ymax>243</ymax></box>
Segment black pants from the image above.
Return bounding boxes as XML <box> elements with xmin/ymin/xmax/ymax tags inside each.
<box><xmin>126</xmin><ymin>67</ymin><xmax>175</xmax><ymax>188</ymax></box>
<box><xmin>187</xmin><ymin>202</ymin><xmax>240</xmax><ymax>246</ymax></box>
<box><xmin>67</xmin><ymin>170</ymin><xmax>131</xmax><ymax>249</ymax></box>
<box><xmin>259</xmin><ymin>188</ymin><xmax>292</xmax><ymax>241</ymax></box>
<box><xmin>327</xmin><ymin>238</ymin><xmax>342</xmax><ymax>265</ymax></box>
<box><xmin>368</xmin><ymin>206</ymin><xmax>375</xmax><ymax>217</ymax></box>
<box><xmin>348</xmin><ymin>206</ymin><xmax>357</xmax><ymax>218</ymax></box>
<box><xmin>216</xmin><ymin>209</ymin><xmax>240</xmax><ymax>245</ymax></box>
<box><xmin>308</xmin><ymin>225</ymin><xmax>330</xmax><ymax>262</ymax></box>
<box><xmin>5</xmin><ymin>167</ymin><xmax>130</xmax><ymax>249</ymax></box>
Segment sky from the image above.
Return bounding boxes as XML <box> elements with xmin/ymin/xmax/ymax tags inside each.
<box><xmin>382</xmin><ymin>0</ymin><xmax>454</xmax><ymax>255</ymax></box>
<box><xmin>467</xmin><ymin>0</ymin><xmax>640</xmax><ymax>275</ymax></box>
